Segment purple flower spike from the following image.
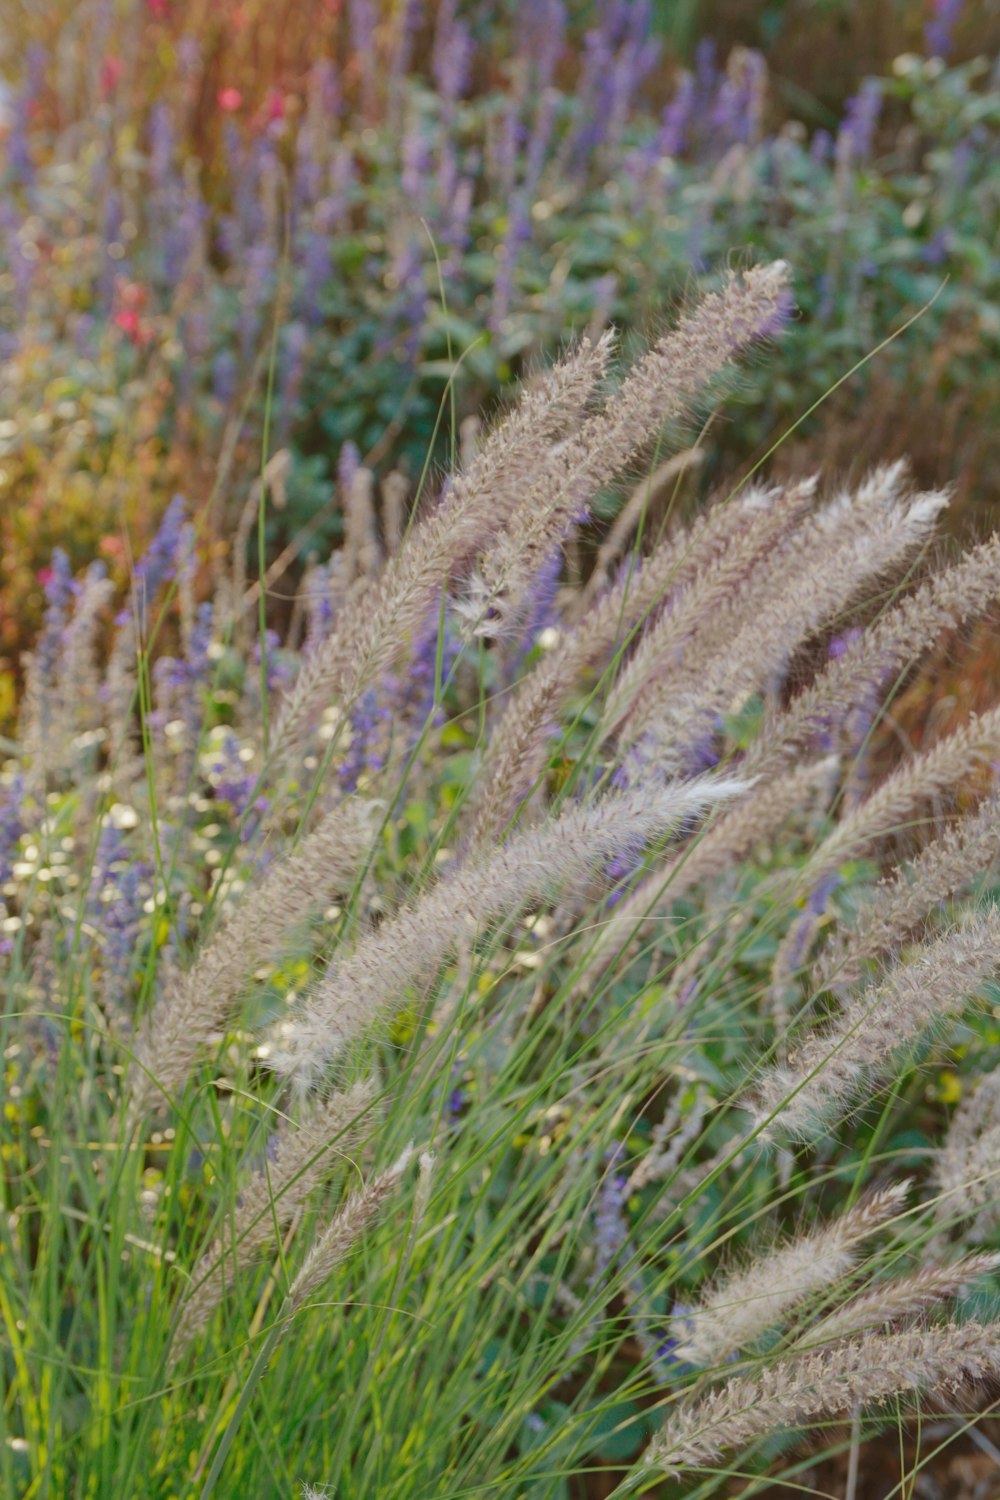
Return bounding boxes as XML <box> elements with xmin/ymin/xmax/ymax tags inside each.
<box><xmin>784</xmin><ymin>872</ymin><xmax>842</xmax><ymax>975</ymax></box>
<box><xmin>338</xmin><ymin>688</ymin><xmax>392</xmax><ymax>792</ymax></box>
<box><xmin>837</xmin><ymin>79</ymin><xmax>881</xmax><ymax>164</ymax></box>
<box><xmin>520</xmin><ymin>0</ymin><xmax>566</xmax><ymax>89</ymax></box>
<box><xmin>653</xmin><ymin>1303</ymin><xmax>698</xmax><ymax>1380</ymax></box>
<box><xmin>658</xmin><ymin>71</ymin><xmax>695</xmax><ymax>158</ymax></box>
<box><xmin>127</xmin><ymin>495</ymin><xmax>187</xmax><ymax>632</ymax></box>
<box><xmin>338</xmin><ymin>441</ymin><xmax>361</xmax><ymax>500</ymax></box>
<box><xmin>592</xmin><ymin>1143</ymin><xmax>630</xmax><ymax>1280</ymax></box>
<box><xmin>5</xmin><ymin>43</ymin><xmax>46</xmax><ymax>187</ymax></box>
<box><xmin>925</xmin><ymin>0</ymin><xmax>963</xmax><ymax>58</ymax></box>
<box><xmin>87</xmin><ymin>823</ymin><xmax>152</xmax><ymax>1021</ymax></box>
<box><xmin>810</xmin><ymin>128</ymin><xmax>833</xmax><ymax>167</ymax></box>
<box><xmin>390</xmin><ymin>0</ymin><xmax>424</xmax><ymax>87</ymax></box>
<box><xmin>209</xmin><ymin>730</ymin><xmax>258</xmax><ymax>817</ymax></box>
<box><xmin>432</xmin><ymin>0</ymin><xmax>473</xmax><ymax>109</ymax></box>
<box><xmin>0</xmin><ymin>773</ymin><xmax>26</xmax><ymax>886</ymax></box>
<box><xmin>212</xmin><ymin>350</ymin><xmax>238</xmax><ymax>406</ymax></box>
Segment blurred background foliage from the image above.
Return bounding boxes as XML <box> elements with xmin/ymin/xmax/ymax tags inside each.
<box><xmin>0</xmin><ymin>0</ymin><xmax>997</xmax><ymax>726</ymax></box>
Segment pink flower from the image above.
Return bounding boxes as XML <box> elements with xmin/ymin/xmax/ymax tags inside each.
<box><xmin>217</xmin><ymin>87</ymin><xmax>244</xmax><ymax>112</ymax></box>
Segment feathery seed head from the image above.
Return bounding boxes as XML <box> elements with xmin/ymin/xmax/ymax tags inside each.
<box><xmin>267</xmin><ymin>776</ymin><xmax>750</xmax><ymax>1087</ymax></box>
<box><xmin>672</xmin><ymin>1182</ymin><xmax>909</xmax><ymax>1367</ymax></box>
<box><xmin>647</xmin><ymin>1321</ymin><xmax>1000</xmax><ymax>1475</ymax></box>
<box><xmin>289</xmin><ymin>1143</ymin><xmax>416</xmax><ymax>1310</ymax></box>
<box><xmin>752</xmin><ymin>909</ymin><xmax>1000</xmax><ymax>1143</ymax></box>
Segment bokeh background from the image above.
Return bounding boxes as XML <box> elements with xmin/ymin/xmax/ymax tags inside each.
<box><xmin>0</xmin><ymin>0</ymin><xmax>997</xmax><ymax>727</ymax></box>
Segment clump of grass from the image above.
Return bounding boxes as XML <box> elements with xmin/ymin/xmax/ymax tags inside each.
<box><xmin>4</xmin><ymin>262</ymin><xmax>1000</xmax><ymax>1498</ymax></box>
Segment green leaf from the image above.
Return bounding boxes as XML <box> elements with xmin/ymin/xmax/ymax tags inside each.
<box><xmin>587</xmin><ymin>1399</ymin><xmax>648</xmax><ymax>1461</ymax></box>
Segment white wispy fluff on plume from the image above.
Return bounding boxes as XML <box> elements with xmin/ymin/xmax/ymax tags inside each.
<box><xmin>672</xmin><ymin>1182</ymin><xmax>907</xmax><ymax>1368</ymax></box>
<box><xmin>289</xmin><ymin>1144</ymin><xmax>415</xmax><ymax>1309</ymax></box>
<box><xmin>172</xmin><ymin>1079</ymin><xmax>374</xmax><ymax>1357</ymax></box>
<box><xmin>129</xmin><ymin>797</ymin><xmax>378</xmax><ymax>1119</ymax></box>
<box><xmin>267</xmin><ymin>777</ymin><xmax>749</xmax><ymax>1088</ymax></box>
<box><xmin>467</xmin><ymin>464</ymin><xmax>811</xmax><ymax>850</ymax></box>
<box><xmin>747</xmin><ymin>530</ymin><xmax>1000</xmax><ymax>778</ymax></box>
<box><xmin>751</xmin><ymin>908</ymin><xmax>1000</xmax><ymax>1142</ymax></box>
<box><xmin>617</xmin><ymin>465</ymin><xmax>948</xmax><ymax>768</ymax></box>
<box><xmin>473</xmin><ymin>263</ymin><xmax>792</xmax><ymax>632</ymax></box>
<box><xmin>270</xmin><ymin>333</ymin><xmax>613</xmax><ymax>758</ymax></box>
<box><xmin>934</xmin><ymin>1070</ymin><xmax>1000</xmax><ymax>1240</ymax></box>
<box><xmin>572</xmin><ymin>756</ymin><xmax>838</xmax><ymax>996</ymax></box>
<box><xmin>602</xmin><ymin>476</ymin><xmax>819</xmax><ymax>740</ymax></box>
<box><xmin>803</xmin><ymin>1252</ymin><xmax>1000</xmax><ymax>1346</ymax></box>
<box><xmin>817</xmin><ymin>789</ymin><xmax>1000</xmax><ymax>987</ymax></box>
<box><xmin>646</xmin><ymin>1320</ymin><xmax>1000</xmax><ymax>1476</ymax></box>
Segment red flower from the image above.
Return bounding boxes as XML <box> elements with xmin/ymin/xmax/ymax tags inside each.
<box><xmin>101</xmin><ymin>55</ymin><xmax>124</xmax><ymax>98</ymax></box>
<box><xmin>217</xmin><ymin>87</ymin><xmax>244</xmax><ymax>112</ymax></box>
<box><xmin>113</xmin><ymin>309</ymin><xmax>141</xmax><ymax>341</ymax></box>
<box><xmin>113</xmin><ymin>283</ymin><xmax>152</xmax><ymax>347</ymax></box>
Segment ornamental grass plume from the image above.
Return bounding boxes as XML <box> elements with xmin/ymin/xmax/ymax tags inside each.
<box><xmin>613</xmin><ymin>467</ymin><xmax>948</xmax><ymax>767</ymax></box>
<box><xmin>572</xmin><ymin>756</ymin><xmax>839</xmax><ymax>995</ymax></box>
<box><xmin>38</xmin><ymin>564</ymin><xmax>114</xmax><ymax>778</ymax></box>
<box><xmin>270</xmin><ymin>331</ymin><xmax>614</xmax><ymax>759</ymax></box>
<box><xmin>746</xmin><ymin>530</ymin><xmax>1000</xmax><ymax>778</ymax></box>
<box><xmin>934</xmin><ymin>1071</ymin><xmax>1000</xmax><ymax>1238</ymax></box>
<box><xmin>474</xmin><ymin>263</ymin><xmax>792</xmax><ymax>627</ymax></box>
<box><xmin>817</xmin><ymin>789</ymin><xmax>1000</xmax><ymax>989</ymax></box>
<box><xmin>646</xmin><ymin>1321</ymin><xmax>1000</xmax><ymax>1476</ymax></box>
<box><xmin>627</xmin><ymin>1085</ymin><xmax>709</xmax><ymax>1193</ymax></box>
<box><xmin>288</xmin><ymin>1144</ymin><xmax>415</xmax><ymax>1311</ymax></box>
<box><xmin>20</xmin><ymin>556</ymin><xmax>114</xmax><ymax>783</ymax></box>
<box><xmin>381</xmin><ymin>468</ymin><xmax>409</xmax><ymax>557</ymax></box>
<box><xmin>797</xmin><ymin>706</ymin><xmax>1000</xmax><ymax>890</ymax></box>
<box><xmin>464</xmin><ymin>507</ymin><xmax>724</xmax><ymax>848</ymax></box>
<box><xmin>600</xmin><ymin>475</ymin><xmax>820</xmax><ymax>741</ymax></box>
<box><xmin>267</xmin><ymin>777</ymin><xmax>748</xmax><ymax>1087</ymax></box>
<box><xmin>803</xmin><ymin>1252</ymin><xmax>1000</xmax><ymax>1346</ymax></box>
<box><xmin>172</xmin><ymin>1079</ymin><xmax>374</xmax><ymax>1357</ymax></box>
<box><xmin>467</xmin><ymin>472</ymin><xmax>815</xmax><ymax>849</ymax></box>
<box><xmin>751</xmin><ymin>908</ymin><xmax>1000</xmax><ymax>1142</ymax></box>
<box><xmin>767</xmin><ymin>705</ymin><xmax>1000</xmax><ymax>998</ymax></box>
<box><xmin>342</xmin><ymin>464</ymin><xmax>381</xmax><ymax>587</ymax></box>
<box><xmin>129</xmin><ymin>797</ymin><xmax>379</xmax><ymax>1119</ymax></box>
<box><xmin>671</xmin><ymin>1182</ymin><xmax>908</xmax><ymax>1368</ymax></box>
